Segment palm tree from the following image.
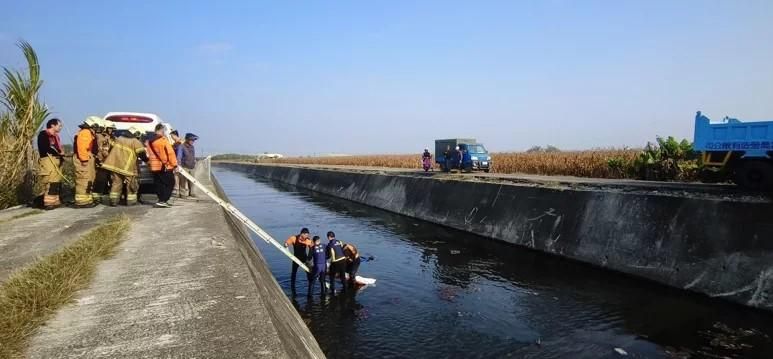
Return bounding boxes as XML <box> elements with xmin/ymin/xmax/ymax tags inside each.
<box><xmin>0</xmin><ymin>41</ymin><xmax>50</xmax><ymax>208</ymax></box>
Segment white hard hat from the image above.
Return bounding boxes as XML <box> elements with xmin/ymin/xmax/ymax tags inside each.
<box><xmin>127</xmin><ymin>126</ymin><xmax>142</xmax><ymax>137</ymax></box>
<box><xmin>455</xmin><ymin>146</ymin><xmax>460</xmax><ymax>150</ymax></box>
<box><xmin>84</xmin><ymin>116</ymin><xmax>101</xmax><ymax>127</ymax></box>
<box><xmin>103</xmin><ymin>120</ymin><xmax>116</xmax><ymax>129</ymax></box>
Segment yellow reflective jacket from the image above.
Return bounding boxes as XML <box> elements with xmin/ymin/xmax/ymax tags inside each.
<box><xmin>101</xmin><ymin>136</ymin><xmax>145</xmax><ymax>177</ymax></box>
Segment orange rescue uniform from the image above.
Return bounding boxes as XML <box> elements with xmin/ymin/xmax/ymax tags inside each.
<box><xmin>73</xmin><ymin>128</ymin><xmax>96</xmax><ymax>206</ymax></box>
<box><xmin>147</xmin><ymin>135</ymin><xmax>178</xmax><ymax>172</ymax></box>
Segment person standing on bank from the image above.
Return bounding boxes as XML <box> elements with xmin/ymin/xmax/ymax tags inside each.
<box><xmin>169</xmin><ymin>130</ymin><xmax>183</xmax><ymax>197</ymax></box>
<box><xmin>326</xmin><ymin>231</ymin><xmax>347</xmax><ymax>294</ymax></box>
<box><xmin>36</xmin><ymin>118</ymin><xmax>65</xmax><ymax>209</ymax></box>
<box><xmin>176</xmin><ymin>133</ymin><xmax>198</xmax><ymax>198</ymax></box>
<box><xmin>285</xmin><ymin>228</ymin><xmax>313</xmax><ymax>293</ymax></box>
<box><xmin>92</xmin><ymin>119</ymin><xmax>114</xmax><ymax>205</ymax></box>
<box><xmin>73</xmin><ymin>116</ymin><xmax>100</xmax><ymax>208</ymax></box>
<box><xmin>147</xmin><ymin>123</ymin><xmax>178</xmax><ymax>208</ymax></box>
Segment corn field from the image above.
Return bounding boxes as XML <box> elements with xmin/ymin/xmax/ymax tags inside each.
<box><xmin>0</xmin><ymin>41</ymin><xmax>50</xmax><ymax>209</ymax></box>
<box><xmin>262</xmin><ymin>149</ymin><xmax>641</xmax><ymax>179</ymax></box>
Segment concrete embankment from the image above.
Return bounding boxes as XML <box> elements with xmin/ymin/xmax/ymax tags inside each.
<box><xmin>218</xmin><ymin>162</ymin><xmax>773</xmax><ymax>313</ymax></box>
<box><xmin>1</xmin><ymin>163</ymin><xmax>323</xmax><ymax>358</ymax></box>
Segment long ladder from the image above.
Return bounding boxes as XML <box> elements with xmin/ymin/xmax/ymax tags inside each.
<box><xmin>177</xmin><ymin>165</ymin><xmax>310</xmax><ymax>272</ymax></box>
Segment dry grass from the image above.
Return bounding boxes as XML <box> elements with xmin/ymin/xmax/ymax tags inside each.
<box><xmin>258</xmin><ymin>149</ymin><xmax>640</xmax><ymax>179</ymax></box>
<box><xmin>0</xmin><ymin>215</ymin><xmax>130</xmax><ymax>358</ymax></box>
<box><xmin>491</xmin><ymin>149</ymin><xmax>639</xmax><ymax>178</ymax></box>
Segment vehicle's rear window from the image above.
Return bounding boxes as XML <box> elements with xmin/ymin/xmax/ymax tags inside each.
<box><xmin>106</xmin><ymin>115</ymin><xmax>153</xmax><ymax>123</ymax></box>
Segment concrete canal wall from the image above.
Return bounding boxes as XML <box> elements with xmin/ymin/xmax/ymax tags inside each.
<box><xmin>210</xmin><ymin>173</ymin><xmax>325</xmax><ymax>358</ymax></box>
<box><xmin>219</xmin><ymin>162</ymin><xmax>773</xmax><ymax>312</ymax></box>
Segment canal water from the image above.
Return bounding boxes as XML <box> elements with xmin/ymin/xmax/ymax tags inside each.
<box><xmin>213</xmin><ymin>168</ymin><xmax>773</xmax><ymax>359</ymax></box>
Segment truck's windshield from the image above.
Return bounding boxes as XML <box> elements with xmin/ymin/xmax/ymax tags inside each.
<box><xmin>467</xmin><ymin>145</ymin><xmax>487</xmax><ymax>153</ymax></box>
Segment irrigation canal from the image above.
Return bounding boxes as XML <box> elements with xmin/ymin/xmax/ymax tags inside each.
<box><xmin>214</xmin><ymin>167</ymin><xmax>773</xmax><ymax>359</ymax></box>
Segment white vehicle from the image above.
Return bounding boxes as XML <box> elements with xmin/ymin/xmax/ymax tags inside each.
<box><xmin>257</xmin><ymin>153</ymin><xmax>284</xmax><ymax>160</ymax></box>
<box><xmin>103</xmin><ymin>112</ymin><xmax>175</xmax><ymax>188</ymax></box>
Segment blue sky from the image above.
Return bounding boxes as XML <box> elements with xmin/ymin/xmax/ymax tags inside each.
<box><xmin>2</xmin><ymin>1</ymin><xmax>772</xmax><ymax>155</ymax></box>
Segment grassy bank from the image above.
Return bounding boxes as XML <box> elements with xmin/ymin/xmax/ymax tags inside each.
<box><xmin>0</xmin><ymin>215</ymin><xmax>130</xmax><ymax>358</ymax></box>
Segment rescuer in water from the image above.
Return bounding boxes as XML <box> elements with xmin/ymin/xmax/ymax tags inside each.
<box><xmin>306</xmin><ymin>235</ymin><xmax>327</xmax><ymax>297</ymax></box>
<box><xmin>36</xmin><ymin>118</ymin><xmax>65</xmax><ymax>209</ymax></box>
<box><xmin>285</xmin><ymin>227</ymin><xmax>312</xmax><ymax>293</ymax></box>
<box><xmin>73</xmin><ymin>117</ymin><xmax>100</xmax><ymax>208</ymax></box>
<box><xmin>100</xmin><ymin>126</ymin><xmax>148</xmax><ymax>206</ymax></box>
<box><xmin>326</xmin><ymin>231</ymin><xmax>348</xmax><ymax>294</ymax></box>
<box><xmin>343</xmin><ymin>241</ymin><xmax>361</xmax><ymax>287</ymax></box>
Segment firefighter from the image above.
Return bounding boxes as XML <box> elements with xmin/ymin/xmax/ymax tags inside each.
<box><xmin>36</xmin><ymin>118</ymin><xmax>65</xmax><ymax>209</ymax></box>
<box><xmin>92</xmin><ymin>119</ymin><xmax>114</xmax><ymax>205</ymax></box>
<box><xmin>101</xmin><ymin>126</ymin><xmax>148</xmax><ymax>206</ymax></box>
<box><xmin>73</xmin><ymin>116</ymin><xmax>100</xmax><ymax>208</ymax></box>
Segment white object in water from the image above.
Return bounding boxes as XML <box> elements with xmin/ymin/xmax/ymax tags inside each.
<box><xmin>355</xmin><ymin>276</ymin><xmax>376</xmax><ymax>285</ymax></box>
<box><xmin>614</xmin><ymin>348</ymin><xmax>628</xmax><ymax>356</ymax></box>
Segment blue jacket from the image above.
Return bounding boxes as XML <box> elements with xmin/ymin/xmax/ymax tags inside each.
<box><xmin>310</xmin><ymin>243</ymin><xmax>326</xmax><ymax>266</ymax></box>
<box><xmin>326</xmin><ymin>239</ymin><xmax>346</xmax><ymax>262</ymax></box>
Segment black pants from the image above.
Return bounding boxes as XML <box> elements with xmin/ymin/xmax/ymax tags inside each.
<box><xmin>307</xmin><ymin>264</ymin><xmax>326</xmax><ymax>295</ymax></box>
<box><xmin>328</xmin><ymin>260</ymin><xmax>347</xmax><ymax>292</ymax></box>
<box><xmin>93</xmin><ymin>168</ymin><xmax>110</xmax><ymax>196</ymax></box>
<box><xmin>290</xmin><ymin>255</ymin><xmax>308</xmax><ymax>290</ymax></box>
<box><xmin>346</xmin><ymin>257</ymin><xmax>361</xmax><ymax>284</ymax></box>
<box><xmin>153</xmin><ymin>171</ymin><xmax>175</xmax><ymax>203</ymax></box>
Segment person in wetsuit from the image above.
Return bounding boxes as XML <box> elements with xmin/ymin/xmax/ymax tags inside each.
<box><xmin>307</xmin><ymin>236</ymin><xmax>327</xmax><ymax>297</ymax></box>
<box><xmin>284</xmin><ymin>227</ymin><xmax>312</xmax><ymax>293</ymax></box>
<box><xmin>326</xmin><ymin>231</ymin><xmax>348</xmax><ymax>294</ymax></box>
<box><xmin>343</xmin><ymin>242</ymin><xmax>361</xmax><ymax>287</ymax></box>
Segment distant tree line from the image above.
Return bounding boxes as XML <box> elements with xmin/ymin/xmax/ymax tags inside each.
<box><xmin>525</xmin><ymin>145</ymin><xmax>560</xmax><ymax>153</ymax></box>
<box><xmin>210</xmin><ymin>153</ymin><xmax>256</xmax><ymax>161</ymax></box>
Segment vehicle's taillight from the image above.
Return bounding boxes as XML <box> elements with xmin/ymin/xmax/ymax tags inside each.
<box><xmin>106</xmin><ymin>116</ymin><xmax>153</xmax><ymax>123</ymax></box>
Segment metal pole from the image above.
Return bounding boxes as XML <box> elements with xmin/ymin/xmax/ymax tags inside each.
<box><xmin>177</xmin><ymin>164</ymin><xmax>310</xmax><ymax>272</ymax></box>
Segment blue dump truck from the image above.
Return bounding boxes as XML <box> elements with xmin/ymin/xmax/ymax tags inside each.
<box><xmin>435</xmin><ymin>138</ymin><xmax>492</xmax><ymax>172</ymax></box>
<box><xmin>694</xmin><ymin>111</ymin><xmax>773</xmax><ymax>190</ymax></box>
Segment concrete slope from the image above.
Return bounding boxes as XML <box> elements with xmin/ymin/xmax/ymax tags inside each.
<box><xmin>25</xmin><ymin>164</ymin><xmax>324</xmax><ymax>358</ymax></box>
<box><xmin>0</xmin><ymin>204</ymin><xmax>144</xmax><ymax>283</ymax></box>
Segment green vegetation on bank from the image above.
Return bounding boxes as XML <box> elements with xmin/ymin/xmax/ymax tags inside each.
<box><xmin>0</xmin><ymin>215</ymin><xmax>130</xmax><ymax>358</ymax></box>
<box><xmin>0</xmin><ymin>41</ymin><xmax>50</xmax><ymax>209</ymax></box>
